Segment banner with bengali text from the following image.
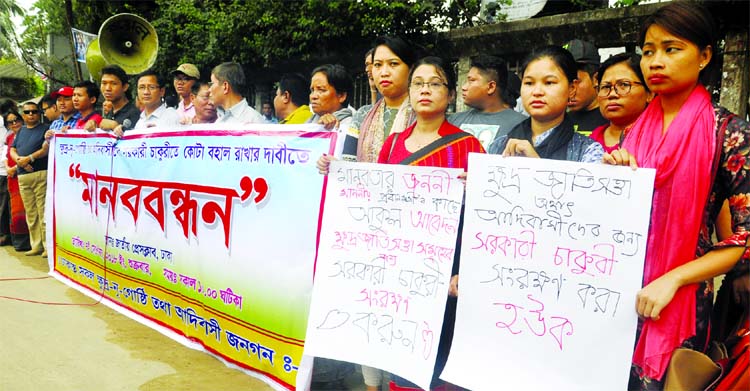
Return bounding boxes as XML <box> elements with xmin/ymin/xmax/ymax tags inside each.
<box><xmin>440</xmin><ymin>154</ymin><xmax>655</xmax><ymax>390</ymax></box>
<box><xmin>47</xmin><ymin>126</ymin><xmax>335</xmax><ymax>390</ymax></box>
<box><xmin>304</xmin><ymin>161</ymin><xmax>464</xmax><ymax>391</ymax></box>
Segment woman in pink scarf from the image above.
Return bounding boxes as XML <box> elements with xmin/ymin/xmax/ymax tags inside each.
<box><xmin>604</xmin><ymin>3</ymin><xmax>750</xmax><ymax>389</ymax></box>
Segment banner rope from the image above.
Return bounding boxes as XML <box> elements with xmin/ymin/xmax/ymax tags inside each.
<box><xmin>0</xmin><ymin>135</ymin><xmax>117</xmax><ymax>307</ymax></box>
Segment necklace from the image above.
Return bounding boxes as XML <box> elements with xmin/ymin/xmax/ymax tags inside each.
<box><xmin>409</xmin><ymin>134</ymin><xmax>439</xmax><ymax>150</ymax></box>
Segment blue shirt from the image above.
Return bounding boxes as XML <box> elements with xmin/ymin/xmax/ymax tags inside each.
<box><xmin>12</xmin><ymin>123</ymin><xmax>50</xmax><ymax>174</ymax></box>
<box><xmin>49</xmin><ymin>112</ymin><xmax>81</xmax><ymax>131</ymax></box>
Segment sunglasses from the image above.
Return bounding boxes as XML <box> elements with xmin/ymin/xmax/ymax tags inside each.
<box><xmin>6</xmin><ymin>119</ymin><xmax>21</xmax><ymax>125</ymax></box>
<box><xmin>23</xmin><ymin>110</ymin><xmax>39</xmax><ymax>115</ymax></box>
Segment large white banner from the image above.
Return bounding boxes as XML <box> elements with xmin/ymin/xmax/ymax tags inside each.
<box><xmin>441</xmin><ymin>154</ymin><xmax>655</xmax><ymax>391</ymax></box>
<box><xmin>304</xmin><ymin>161</ymin><xmax>464</xmax><ymax>390</ymax></box>
<box><xmin>47</xmin><ymin>126</ymin><xmax>335</xmax><ymax>390</ymax></box>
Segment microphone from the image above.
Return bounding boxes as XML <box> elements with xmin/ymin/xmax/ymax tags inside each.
<box><xmin>122</xmin><ymin>119</ymin><xmax>132</xmax><ymax>131</ymax></box>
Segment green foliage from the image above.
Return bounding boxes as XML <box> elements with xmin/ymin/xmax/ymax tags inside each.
<box><xmin>612</xmin><ymin>0</ymin><xmax>640</xmax><ymax>7</ymax></box>
<box><xmin>20</xmin><ymin>0</ymin><xmax>483</xmax><ymax>86</ymax></box>
<box><xmin>30</xmin><ymin>73</ymin><xmax>45</xmax><ymax>96</ymax></box>
<box><xmin>152</xmin><ymin>0</ymin><xmax>482</xmax><ymax>74</ymax></box>
<box><xmin>0</xmin><ymin>0</ymin><xmax>24</xmax><ymax>58</ymax></box>
<box><xmin>16</xmin><ymin>0</ymin><xmax>154</xmax><ymax>86</ymax></box>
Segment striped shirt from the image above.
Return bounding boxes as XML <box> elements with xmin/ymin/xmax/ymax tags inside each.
<box><xmin>49</xmin><ymin>112</ymin><xmax>82</xmax><ymax>131</ymax></box>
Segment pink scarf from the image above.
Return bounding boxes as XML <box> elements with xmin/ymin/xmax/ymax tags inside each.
<box><xmin>624</xmin><ymin>85</ymin><xmax>716</xmax><ymax>380</ymax></box>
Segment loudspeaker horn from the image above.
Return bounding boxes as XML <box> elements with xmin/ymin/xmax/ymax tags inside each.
<box><xmin>85</xmin><ymin>38</ymin><xmax>105</xmax><ymax>81</ymax></box>
<box><xmin>88</xmin><ymin>13</ymin><xmax>159</xmax><ymax>78</ymax></box>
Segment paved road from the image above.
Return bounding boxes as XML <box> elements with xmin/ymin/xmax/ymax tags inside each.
<box><xmin>0</xmin><ymin>246</ymin><xmax>277</xmax><ymax>391</ymax></box>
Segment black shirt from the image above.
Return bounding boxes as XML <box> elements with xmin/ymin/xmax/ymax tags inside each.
<box><xmin>112</xmin><ymin>101</ymin><xmax>141</xmax><ymax>129</ymax></box>
<box><xmin>569</xmin><ymin>108</ymin><xmax>607</xmax><ymax>136</ymax></box>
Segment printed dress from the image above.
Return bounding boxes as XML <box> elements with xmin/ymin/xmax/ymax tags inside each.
<box><xmin>631</xmin><ymin>106</ymin><xmax>750</xmax><ymax>390</ymax></box>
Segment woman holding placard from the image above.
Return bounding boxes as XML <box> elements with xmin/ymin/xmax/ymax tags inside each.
<box><xmin>603</xmin><ymin>2</ymin><xmax>750</xmax><ymax>389</ymax></box>
<box><xmin>314</xmin><ymin>36</ymin><xmax>421</xmax><ymax>391</ymax></box>
<box><xmin>378</xmin><ymin>56</ymin><xmax>484</xmax><ymax>391</ymax></box>
<box><xmin>487</xmin><ymin>46</ymin><xmax>604</xmax><ymax>163</ymax></box>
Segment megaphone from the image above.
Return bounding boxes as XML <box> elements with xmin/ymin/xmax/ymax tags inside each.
<box><xmin>85</xmin><ymin>13</ymin><xmax>159</xmax><ymax>81</ymax></box>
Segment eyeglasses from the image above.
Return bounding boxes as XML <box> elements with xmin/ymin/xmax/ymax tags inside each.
<box><xmin>410</xmin><ymin>80</ymin><xmax>448</xmax><ymax>91</ymax></box>
<box><xmin>23</xmin><ymin>110</ymin><xmax>39</xmax><ymax>115</ymax></box>
<box><xmin>597</xmin><ymin>81</ymin><xmax>644</xmax><ymax>97</ymax></box>
<box><xmin>138</xmin><ymin>85</ymin><xmax>161</xmax><ymax>92</ymax></box>
<box><xmin>6</xmin><ymin>119</ymin><xmax>21</xmax><ymax>125</ymax></box>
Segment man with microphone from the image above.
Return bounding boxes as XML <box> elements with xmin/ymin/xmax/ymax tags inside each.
<box><xmin>97</xmin><ymin>64</ymin><xmax>141</xmax><ymax>134</ymax></box>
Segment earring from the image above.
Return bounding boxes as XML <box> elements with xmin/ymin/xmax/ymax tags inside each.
<box><xmin>699</xmin><ymin>64</ymin><xmax>705</xmax><ymax>69</ymax></box>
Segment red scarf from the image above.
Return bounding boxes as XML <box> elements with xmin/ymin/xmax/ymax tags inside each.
<box><xmin>623</xmin><ymin>85</ymin><xmax>716</xmax><ymax>380</ymax></box>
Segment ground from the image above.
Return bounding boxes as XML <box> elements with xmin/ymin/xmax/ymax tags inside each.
<box><xmin>0</xmin><ymin>246</ymin><xmax>373</xmax><ymax>391</ymax></box>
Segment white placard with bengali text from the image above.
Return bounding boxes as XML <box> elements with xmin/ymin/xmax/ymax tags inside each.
<box><xmin>304</xmin><ymin>161</ymin><xmax>465</xmax><ymax>390</ymax></box>
<box><xmin>441</xmin><ymin>154</ymin><xmax>655</xmax><ymax>391</ymax></box>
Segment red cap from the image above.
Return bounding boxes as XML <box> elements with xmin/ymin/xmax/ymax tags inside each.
<box><xmin>51</xmin><ymin>86</ymin><xmax>74</xmax><ymax>99</ymax></box>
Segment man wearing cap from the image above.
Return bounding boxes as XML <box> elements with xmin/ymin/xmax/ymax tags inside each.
<box><xmin>172</xmin><ymin>63</ymin><xmax>200</xmax><ymax>124</ymax></box>
<box><xmin>10</xmin><ymin>101</ymin><xmax>50</xmax><ymax>257</ymax></box>
<box><xmin>564</xmin><ymin>39</ymin><xmax>607</xmax><ymax>136</ymax></box>
<box><xmin>98</xmin><ymin>64</ymin><xmax>141</xmax><ymax>133</ymax></box>
<box><xmin>48</xmin><ymin>86</ymin><xmax>81</xmax><ymax>131</ymax></box>
<box><xmin>450</xmin><ymin>55</ymin><xmax>527</xmax><ymax>150</ymax></box>
<box><xmin>209</xmin><ymin>62</ymin><xmax>265</xmax><ymax>124</ymax></box>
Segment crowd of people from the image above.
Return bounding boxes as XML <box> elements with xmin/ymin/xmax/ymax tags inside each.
<box><xmin>0</xmin><ymin>1</ymin><xmax>747</xmax><ymax>390</ymax></box>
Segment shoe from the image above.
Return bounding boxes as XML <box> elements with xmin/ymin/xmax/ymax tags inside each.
<box><xmin>24</xmin><ymin>249</ymin><xmax>43</xmax><ymax>256</ymax></box>
<box><xmin>41</xmin><ymin>250</ymin><xmax>47</xmax><ymax>258</ymax></box>
<box><xmin>0</xmin><ymin>235</ymin><xmax>10</xmax><ymax>246</ymax></box>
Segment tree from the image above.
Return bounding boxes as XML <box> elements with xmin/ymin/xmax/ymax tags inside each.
<box><xmin>0</xmin><ymin>0</ymin><xmax>24</xmax><ymax>59</ymax></box>
<box><xmin>150</xmin><ymin>0</ymin><xmax>482</xmax><ymax>81</ymax></box>
<box><xmin>16</xmin><ymin>0</ymin><xmax>157</xmax><ymax>87</ymax></box>
<box><xmin>19</xmin><ymin>0</ymin><xmax>483</xmax><ymax>87</ymax></box>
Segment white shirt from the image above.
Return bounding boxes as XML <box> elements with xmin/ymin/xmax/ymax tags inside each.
<box><xmin>135</xmin><ymin>104</ymin><xmax>181</xmax><ymax>130</ymax></box>
<box><xmin>216</xmin><ymin>99</ymin><xmax>265</xmax><ymax>124</ymax></box>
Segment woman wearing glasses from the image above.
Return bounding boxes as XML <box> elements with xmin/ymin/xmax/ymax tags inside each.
<box><xmin>2</xmin><ymin>111</ymin><xmax>31</xmax><ymax>252</ymax></box>
<box><xmin>380</xmin><ymin>56</ymin><xmax>484</xmax><ymax>391</ymax></box>
<box><xmin>378</xmin><ymin>56</ymin><xmax>484</xmax><ymax>167</ymax></box>
<box><xmin>590</xmin><ymin>53</ymin><xmax>652</xmax><ymax>153</ymax></box>
<box><xmin>603</xmin><ymin>2</ymin><xmax>750</xmax><ymax>389</ymax></box>
<box><xmin>488</xmin><ymin>46</ymin><xmax>604</xmax><ymax>163</ymax></box>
